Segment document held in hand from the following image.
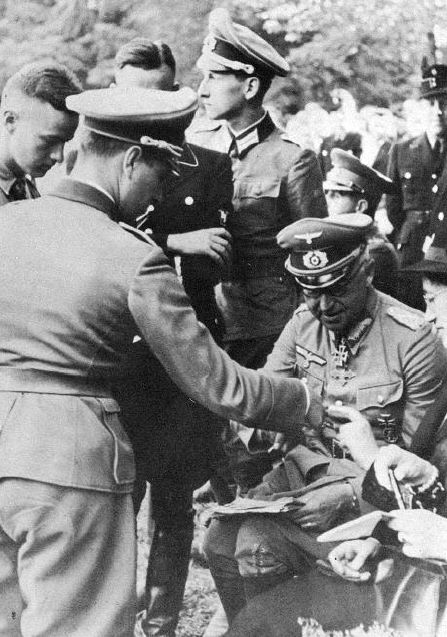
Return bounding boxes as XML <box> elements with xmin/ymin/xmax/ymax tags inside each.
<box><xmin>211</xmin><ymin>496</ymin><xmax>302</xmax><ymax>518</ymax></box>
<box><xmin>317</xmin><ymin>510</ymin><xmax>395</xmax><ymax>542</ymax></box>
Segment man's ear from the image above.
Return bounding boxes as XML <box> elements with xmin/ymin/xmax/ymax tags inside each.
<box><xmin>3</xmin><ymin>109</ymin><xmax>17</xmax><ymax>132</ymax></box>
<box><xmin>122</xmin><ymin>145</ymin><xmax>142</xmax><ymax>179</ymax></box>
<box><xmin>355</xmin><ymin>198</ymin><xmax>369</xmax><ymax>214</ymax></box>
<box><xmin>244</xmin><ymin>76</ymin><xmax>261</xmax><ymax>101</ymax></box>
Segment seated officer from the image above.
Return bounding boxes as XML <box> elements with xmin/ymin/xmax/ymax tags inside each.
<box><xmin>203</xmin><ymin>214</ymin><xmax>446</xmax><ymax>627</ymax></box>
<box><xmin>325</xmin><ymin>148</ymin><xmax>399</xmax><ymax>297</ymax></box>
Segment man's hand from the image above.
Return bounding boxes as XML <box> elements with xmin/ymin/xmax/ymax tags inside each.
<box><xmin>291</xmin><ymin>482</ymin><xmax>353</xmax><ymax>531</ymax></box>
<box><xmin>388</xmin><ymin>509</ymin><xmax>447</xmax><ymax>560</ymax></box>
<box><xmin>373</xmin><ymin>444</ymin><xmax>437</xmax><ymax>490</ymax></box>
<box><xmin>328</xmin><ymin>538</ymin><xmax>381</xmax><ymax>582</ymax></box>
<box><xmin>166</xmin><ymin>228</ymin><xmax>232</xmax><ymax>266</ymax></box>
<box><xmin>327</xmin><ymin>405</ymin><xmax>379</xmax><ymax>470</ymax></box>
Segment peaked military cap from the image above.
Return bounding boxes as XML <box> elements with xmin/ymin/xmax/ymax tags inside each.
<box><xmin>277</xmin><ymin>213</ymin><xmax>373</xmax><ymax>289</ymax></box>
<box><xmin>66</xmin><ymin>87</ymin><xmax>198</xmax><ymax>160</ymax></box>
<box><xmin>420</xmin><ymin>64</ymin><xmax>447</xmax><ymax>99</ymax></box>
<box><xmin>324</xmin><ymin>148</ymin><xmax>396</xmax><ymax>196</ymax></box>
<box><xmin>197</xmin><ymin>8</ymin><xmax>289</xmax><ymax>79</ymax></box>
<box><xmin>406</xmin><ymin>215</ymin><xmax>447</xmax><ymax>275</ymax></box>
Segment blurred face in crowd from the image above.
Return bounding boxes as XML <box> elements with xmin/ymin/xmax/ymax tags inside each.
<box><xmin>423</xmin><ymin>276</ymin><xmax>447</xmax><ymax>347</ymax></box>
<box><xmin>115</xmin><ymin>63</ymin><xmax>176</xmax><ymax>91</ymax></box>
<box><xmin>300</xmin><ymin>257</ymin><xmax>373</xmax><ymax>335</ymax></box>
<box><xmin>425</xmin><ymin>95</ymin><xmax>447</xmax><ymax>139</ymax></box>
<box><xmin>325</xmin><ymin>190</ymin><xmax>367</xmax><ymax>217</ymax></box>
<box><xmin>2</xmin><ymin>95</ymin><xmax>78</xmax><ymax>177</ymax></box>
<box><xmin>198</xmin><ymin>70</ymin><xmax>249</xmax><ymax>121</ymax></box>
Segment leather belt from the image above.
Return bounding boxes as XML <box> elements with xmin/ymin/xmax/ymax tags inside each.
<box><xmin>0</xmin><ymin>368</ymin><xmax>112</xmax><ymax>397</ymax></box>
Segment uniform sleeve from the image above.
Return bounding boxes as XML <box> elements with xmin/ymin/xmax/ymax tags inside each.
<box><xmin>128</xmin><ymin>250</ymin><xmax>309</xmax><ymax>432</ymax></box>
<box><xmin>286</xmin><ymin>149</ymin><xmax>327</xmax><ymax>221</ymax></box>
<box><xmin>401</xmin><ymin>325</ymin><xmax>447</xmax><ymax>448</ymax></box>
<box><xmin>386</xmin><ymin>142</ymin><xmax>403</xmax><ymax>236</ymax></box>
<box><xmin>262</xmin><ymin>317</ymin><xmax>298</xmax><ymax>377</ymax></box>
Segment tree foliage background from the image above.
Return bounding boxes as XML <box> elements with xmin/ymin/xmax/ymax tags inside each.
<box><xmin>0</xmin><ymin>0</ymin><xmax>446</xmax><ymax>107</ymax></box>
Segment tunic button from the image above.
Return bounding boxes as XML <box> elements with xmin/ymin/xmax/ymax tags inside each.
<box><xmin>439</xmin><ymin>212</ymin><xmax>445</xmax><ymax>221</ymax></box>
<box><xmin>433</xmin><ymin>184</ymin><xmax>439</xmax><ymax>194</ymax></box>
<box><xmin>147</xmin><ymin>204</ymin><xmax>155</xmax><ymax>212</ymax></box>
<box><xmin>185</xmin><ymin>196</ymin><xmax>194</xmax><ymax>206</ymax></box>
<box><xmin>432</xmin><ymin>173</ymin><xmax>438</xmax><ymax>179</ymax></box>
<box><xmin>404</xmin><ymin>172</ymin><xmax>411</xmax><ymax>179</ymax></box>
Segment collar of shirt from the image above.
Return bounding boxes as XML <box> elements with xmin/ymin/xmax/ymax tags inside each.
<box><xmin>224</xmin><ymin>111</ymin><xmax>275</xmax><ymax>158</ymax></box>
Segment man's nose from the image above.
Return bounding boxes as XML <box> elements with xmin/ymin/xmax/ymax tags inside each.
<box><xmin>198</xmin><ymin>78</ymin><xmax>209</xmax><ymax>97</ymax></box>
<box><xmin>425</xmin><ymin>305</ymin><xmax>436</xmax><ymax>324</ymax></box>
<box><xmin>319</xmin><ymin>293</ymin><xmax>334</xmax><ymax>311</ymax></box>
<box><xmin>50</xmin><ymin>143</ymin><xmax>64</xmax><ymax>164</ymax></box>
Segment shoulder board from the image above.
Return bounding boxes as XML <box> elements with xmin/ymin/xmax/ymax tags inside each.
<box><xmin>119</xmin><ymin>222</ymin><xmax>157</xmax><ymax>247</ymax></box>
<box><xmin>294</xmin><ymin>302</ymin><xmax>309</xmax><ymax>316</ymax></box>
<box><xmin>387</xmin><ymin>306</ymin><xmax>426</xmax><ymax>331</ymax></box>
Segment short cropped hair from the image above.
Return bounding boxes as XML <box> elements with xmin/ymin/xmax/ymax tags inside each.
<box><xmin>115</xmin><ymin>38</ymin><xmax>176</xmax><ymax>74</ymax></box>
<box><xmin>2</xmin><ymin>61</ymin><xmax>82</xmax><ymax>112</ymax></box>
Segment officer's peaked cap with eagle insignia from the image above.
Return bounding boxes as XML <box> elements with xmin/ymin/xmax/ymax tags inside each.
<box><xmin>197</xmin><ymin>8</ymin><xmax>289</xmax><ymax>79</ymax></box>
<box><xmin>277</xmin><ymin>214</ymin><xmax>373</xmax><ymax>289</ymax></box>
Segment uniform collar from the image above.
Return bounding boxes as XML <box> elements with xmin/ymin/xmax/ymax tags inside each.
<box><xmin>49</xmin><ymin>178</ymin><xmax>118</xmax><ymax>219</ymax></box>
<box><xmin>224</xmin><ymin>111</ymin><xmax>275</xmax><ymax>157</ymax></box>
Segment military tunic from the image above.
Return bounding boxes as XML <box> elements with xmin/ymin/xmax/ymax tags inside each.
<box><xmin>188</xmin><ymin>112</ymin><xmax>327</xmax><ymax>344</ymax></box>
<box><xmin>264</xmin><ymin>287</ymin><xmax>445</xmax><ymax>450</ymax></box>
<box><xmin>0</xmin><ymin>178</ymin><xmax>310</xmax><ymax>637</ymax></box>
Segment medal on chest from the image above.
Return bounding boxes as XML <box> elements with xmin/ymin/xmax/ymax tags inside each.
<box><xmin>331</xmin><ymin>337</ymin><xmax>356</xmax><ymax>385</ymax></box>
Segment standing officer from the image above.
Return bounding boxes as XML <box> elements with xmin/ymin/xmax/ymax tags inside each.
<box><xmin>113</xmin><ymin>38</ymin><xmax>234</xmax><ymax>637</ymax></box>
<box><xmin>190</xmin><ymin>7</ymin><xmax>327</xmax><ymax>370</ymax></box>
<box><xmin>324</xmin><ymin>148</ymin><xmax>399</xmax><ymax>297</ymax></box>
<box><xmin>387</xmin><ymin>62</ymin><xmax>447</xmax><ymax>309</ymax></box>
<box><xmin>203</xmin><ymin>214</ymin><xmax>446</xmax><ymax>626</ymax></box>
<box><xmin>0</xmin><ymin>86</ymin><xmax>311</xmax><ymax>637</ymax></box>
<box><xmin>0</xmin><ymin>61</ymin><xmax>81</xmax><ymax>203</ymax></box>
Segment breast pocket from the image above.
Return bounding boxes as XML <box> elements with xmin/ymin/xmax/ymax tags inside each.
<box><xmin>98</xmin><ymin>398</ymin><xmax>134</xmax><ymax>486</ymax></box>
<box><xmin>357</xmin><ymin>380</ymin><xmax>404</xmax><ymax>443</ymax></box>
<box><xmin>232</xmin><ymin>178</ymin><xmax>282</xmax><ymax>232</ymax></box>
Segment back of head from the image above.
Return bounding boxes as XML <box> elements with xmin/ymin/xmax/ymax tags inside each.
<box><xmin>115</xmin><ymin>38</ymin><xmax>176</xmax><ymax>74</ymax></box>
<box><xmin>2</xmin><ymin>61</ymin><xmax>82</xmax><ymax>112</ymax></box>
<box><xmin>114</xmin><ymin>39</ymin><xmax>176</xmax><ymax>90</ymax></box>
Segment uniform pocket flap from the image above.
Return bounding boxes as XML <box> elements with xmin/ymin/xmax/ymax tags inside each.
<box><xmin>234</xmin><ymin>178</ymin><xmax>281</xmax><ymax>199</ymax></box>
<box><xmin>357</xmin><ymin>380</ymin><xmax>403</xmax><ymax>410</ymax></box>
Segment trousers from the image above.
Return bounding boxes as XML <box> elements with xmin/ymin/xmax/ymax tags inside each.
<box><xmin>0</xmin><ymin>478</ymin><xmax>136</xmax><ymax>637</ymax></box>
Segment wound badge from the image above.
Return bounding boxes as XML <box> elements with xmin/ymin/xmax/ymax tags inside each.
<box><xmin>303</xmin><ymin>249</ymin><xmax>328</xmax><ymax>269</ymax></box>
